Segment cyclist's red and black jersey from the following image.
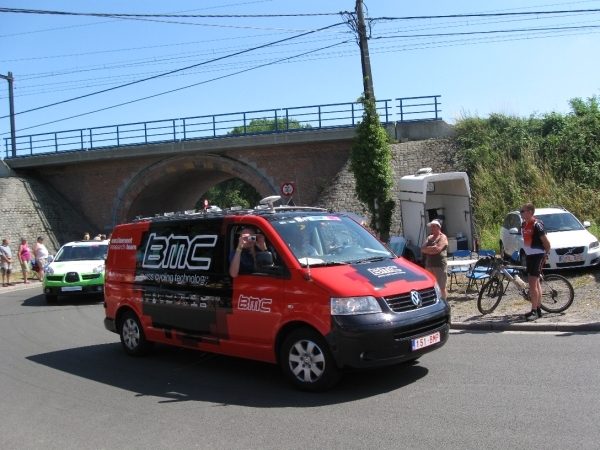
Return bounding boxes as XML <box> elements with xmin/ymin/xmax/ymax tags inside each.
<box><xmin>522</xmin><ymin>218</ymin><xmax>546</xmax><ymax>255</ymax></box>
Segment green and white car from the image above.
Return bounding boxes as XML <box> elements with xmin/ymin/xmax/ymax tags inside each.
<box><xmin>43</xmin><ymin>240</ymin><xmax>109</xmax><ymax>303</ymax></box>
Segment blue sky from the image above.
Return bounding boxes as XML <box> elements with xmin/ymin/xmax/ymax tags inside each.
<box><xmin>1</xmin><ymin>0</ymin><xmax>600</xmax><ymax>150</ymax></box>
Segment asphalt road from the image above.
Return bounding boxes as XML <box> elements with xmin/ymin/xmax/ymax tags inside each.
<box><xmin>1</xmin><ymin>286</ymin><xmax>599</xmax><ymax>450</ymax></box>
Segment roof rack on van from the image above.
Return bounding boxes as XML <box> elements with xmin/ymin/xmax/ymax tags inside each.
<box><xmin>130</xmin><ymin>195</ymin><xmax>333</xmax><ymax>224</ymax></box>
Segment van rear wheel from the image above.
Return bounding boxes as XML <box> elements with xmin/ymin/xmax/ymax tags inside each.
<box><xmin>280</xmin><ymin>328</ymin><xmax>340</xmax><ymax>391</ymax></box>
<box><xmin>119</xmin><ymin>311</ymin><xmax>154</xmax><ymax>356</ymax></box>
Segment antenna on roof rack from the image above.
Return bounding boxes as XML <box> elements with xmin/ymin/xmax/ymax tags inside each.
<box><xmin>259</xmin><ymin>195</ymin><xmax>281</xmax><ymax>210</ymax></box>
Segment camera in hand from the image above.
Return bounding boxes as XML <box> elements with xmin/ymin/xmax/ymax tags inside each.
<box><xmin>248</xmin><ymin>235</ymin><xmax>257</xmax><ymax>241</ymax></box>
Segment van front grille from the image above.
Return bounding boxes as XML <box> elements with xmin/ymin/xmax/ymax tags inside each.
<box><xmin>384</xmin><ymin>288</ymin><xmax>438</xmax><ymax>313</ymax></box>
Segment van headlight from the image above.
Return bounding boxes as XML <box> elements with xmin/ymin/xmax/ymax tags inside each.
<box><xmin>331</xmin><ymin>296</ymin><xmax>382</xmax><ymax>315</ymax></box>
<box><xmin>92</xmin><ymin>264</ymin><xmax>105</xmax><ymax>274</ymax></box>
<box><xmin>590</xmin><ymin>240</ymin><xmax>599</xmax><ymax>250</ymax></box>
<box><xmin>434</xmin><ymin>282</ymin><xmax>443</xmax><ymax>300</ymax></box>
<box><xmin>46</xmin><ymin>266</ymin><xmax>54</xmax><ymax>275</ymax></box>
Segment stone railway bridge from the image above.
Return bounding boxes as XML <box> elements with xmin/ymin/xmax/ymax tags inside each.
<box><xmin>2</xmin><ymin>121</ymin><xmax>457</xmax><ymax>251</ymax></box>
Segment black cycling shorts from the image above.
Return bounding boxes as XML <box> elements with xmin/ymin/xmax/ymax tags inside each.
<box><xmin>525</xmin><ymin>253</ymin><xmax>545</xmax><ymax>277</ymax></box>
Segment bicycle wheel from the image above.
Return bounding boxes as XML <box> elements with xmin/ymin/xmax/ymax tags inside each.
<box><xmin>477</xmin><ymin>276</ymin><xmax>504</xmax><ymax>314</ymax></box>
<box><xmin>539</xmin><ymin>274</ymin><xmax>574</xmax><ymax>313</ymax></box>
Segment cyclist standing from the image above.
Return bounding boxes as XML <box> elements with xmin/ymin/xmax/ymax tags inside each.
<box><xmin>520</xmin><ymin>203</ymin><xmax>551</xmax><ymax>320</ymax></box>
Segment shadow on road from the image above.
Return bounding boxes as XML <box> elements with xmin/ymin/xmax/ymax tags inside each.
<box><xmin>21</xmin><ymin>293</ymin><xmax>103</xmax><ymax>307</ymax></box>
<box><xmin>27</xmin><ymin>342</ymin><xmax>429</xmax><ymax>407</ymax></box>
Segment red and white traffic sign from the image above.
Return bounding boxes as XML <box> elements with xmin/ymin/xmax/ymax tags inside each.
<box><xmin>280</xmin><ymin>182</ymin><xmax>295</xmax><ymax>197</ymax></box>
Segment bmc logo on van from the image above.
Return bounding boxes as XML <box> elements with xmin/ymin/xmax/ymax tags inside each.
<box><xmin>142</xmin><ymin>233</ymin><xmax>218</xmax><ymax>270</ymax></box>
<box><xmin>238</xmin><ymin>295</ymin><xmax>272</xmax><ymax>313</ymax></box>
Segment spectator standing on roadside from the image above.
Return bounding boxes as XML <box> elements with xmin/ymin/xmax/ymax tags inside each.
<box><xmin>1</xmin><ymin>238</ymin><xmax>13</xmax><ymax>287</ymax></box>
<box><xmin>420</xmin><ymin>219</ymin><xmax>449</xmax><ymax>301</ymax></box>
<box><xmin>83</xmin><ymin>232</ymin><xmax>90</xmax><ymax>240</ymax></box>
<box><xmin>18</xmin><ymin>237</ymin><xmax>32</xmax><ymax>284</ymax></box>
<box><xmin>520</xmin><ymin>203</ymin><xmax>551</xmax><ymax>321</ymax></box>
<box><xmin>34</xmin><ymin>236</ymin><xmax>49</xmax><ymax>282</ymax></box>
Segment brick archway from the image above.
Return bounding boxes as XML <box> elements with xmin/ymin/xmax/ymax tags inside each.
<box><xmin>112</xmin><ymin>154</ymin><xmax>277</xmax><ymax>226</ymax></box>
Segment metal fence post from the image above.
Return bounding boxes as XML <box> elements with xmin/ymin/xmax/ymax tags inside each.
<box><xmin>144</xmin><ymin>123</ymin><xmax>147</xmax><ymax>143</ymax></box>
<box><xmin>213</xmin><ymin>116</ymin><xmax>216</xmax><ymax>137</ymax></box>
<box><xmin>400</xmin><ymin>99</ymin><xmax>404</xmax><ymax>123</ymax></box>
<box><xmin>274</xmin><ymin>109</ymin><xmax>278</xmax><ymax>132</ymax></box>
<box><xmin>89</xmin><ymin>129</ymin><xmax>93</xmax><ymax>149</ymax></box>
<box><xmin>243</xmin><ymin>113</ymin><xmax>246</xmax><ymax>134</ymax></box>
<box><xmin>385</xmin><ymin>100</ymin><xmax>389</xmax><ymax>123</ymax></box>
<box><xmin>55</xmin><ymin>133</ymin><xmax>58</xmax><ymax>153</ymax></box>
<box><xmin>352</xmin><ymin>103</ymin><xmax>355</xmax><ymax>125</ymax></box>
<box><xmin>29</xmin><ymin>135</ymin><xmax>33</xmax><ymax>155</ymax></box>
<box><xmin>80</xmin><ymin>129</ymin><xmax>84</xmax><ymax>150</ymax></box>
<box><xmin>318</xmin><ymin>106</ymin><xmax>321</xmax><ymax>128</ymax></box>
<box><xmin>182</xmin><ymin>119</ymin><xmax>186</xmax><ymax>140</ymax></box>
<box><xmin>116</xmin><ymin>125</ymin><xmax>120</xmax><ymax>147</ymax></box>
<box><xmin>172</xmin><ymin>119</ymin><xmax>176</xmax><ymax>141</ymax></box>
<box><xmin>434</xmin><ymin>96</ymin><xmax>439</xmax><ymax>120</ymax></box>
<box><xmin>286</xmin><ymin>109</ymin><xmax>289</xmax><ymax>130</ymax></box>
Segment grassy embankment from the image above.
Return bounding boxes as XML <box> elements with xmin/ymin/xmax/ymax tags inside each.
<box><xmin>454</xmin><ymin>95</ymin><xmax>600</xmax><ymax>251</ymax></box>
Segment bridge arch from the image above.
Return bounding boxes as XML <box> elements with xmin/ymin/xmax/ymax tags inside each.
<box><xmin>112</xmin><ymin>154</ymin><xmax>277</xmax><ymax>226</ymax></box>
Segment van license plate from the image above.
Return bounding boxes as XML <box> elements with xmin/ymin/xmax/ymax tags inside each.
<box><xmin>62</xmin><ymin>286</ymin><xmax>82</xmax><ymax>292</ymax></box>
<box><xmin>411</xmin><ymin>332</ymin><xmax>441</xmax><ymax>351</ymax></box>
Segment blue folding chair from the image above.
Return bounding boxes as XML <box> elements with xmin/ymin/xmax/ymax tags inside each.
<box><xmin>465</xmin><ymin>255</ymin><xmax>494</xmax><ymax>292</ymax></box>
<box><xmin>448</xmin><ymin>249</ymin><xmax>472</xmax><ymax>290</ymax></box>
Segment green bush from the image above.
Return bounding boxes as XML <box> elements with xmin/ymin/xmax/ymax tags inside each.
<box><xmin>455</xmin><ymin>95</ymin><xmax>600</xmax><ymax>250</ymax></box>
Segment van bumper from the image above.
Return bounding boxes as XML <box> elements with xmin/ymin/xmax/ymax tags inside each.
<box><xmin>328</xmin><ymin>303</ymin><xmax>450</xmax><ymax>369</ymax></box>
<box><xmin>104</xmin><ymin>317</ymin><xmax>117</xmax><ymax>333</ymax></box>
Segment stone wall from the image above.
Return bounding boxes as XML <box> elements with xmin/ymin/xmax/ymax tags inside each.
<box><xmin>317</xmin><ymin>138</ymin><xmax>462</xmax><ymax>235</ymax></box>
<box><xmin>0</xmin><ymin>175</ymin><xmax>98</xmax><ymax>256</ymax></box>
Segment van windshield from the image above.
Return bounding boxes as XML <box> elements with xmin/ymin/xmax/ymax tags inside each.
<box><xmin>270</xmin><ymin>215</ymin><xmax>393</xmax><ymax>266</ymax></box>
<box><xmin>536</xmin><ymin>213</ymin><xmax>584</xmax><ymax>233</ymax></box>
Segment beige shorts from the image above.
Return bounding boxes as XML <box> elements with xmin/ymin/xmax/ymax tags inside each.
<box><xmin>1</xmin><ymin>261</ymin><xmax>11</xmax><ymax>274</ymax></box>
<box><xmin>20</xmin><ymin>260</ymin><xmax>30</xmax><ymax>272</ymax></box>
<box><xmin>426</xmin><ymin>266</ymin><xmax>447</xmax><ymax>290</ymax></box>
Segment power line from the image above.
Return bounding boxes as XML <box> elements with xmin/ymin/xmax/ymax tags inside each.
<box><xmin>3</xmin><ymin>40</ymin><xmax>350</xmax><ymax>135</ymax></box>
<box><xmin>0</xmin><ymin>0</ymin><xmax>275</xmax><ymax>38</ymax></box>
<box><xmin>0</xmin><ymin>22</ymin><xmax>345</xmax><ymax>120</ymax></box>
<box><xmin>0</xmin><ymin>7</ymin><xmax>343</xmax><ymax>18</ymax></box>
<box><xmin>372</xmin><ymin>8</ymin><xmax>600</xmax><ymax>21</ymax></box>
<box><xmin>372</xmin><ymin>23</ymin><xmax>600</xmax><ymax>40</ymax></box>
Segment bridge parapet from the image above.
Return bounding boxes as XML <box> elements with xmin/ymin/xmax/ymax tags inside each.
<box><xmin>3</xmin><ymin>95</ymin><xmax>441</xmax><ymax>159</ymax></box>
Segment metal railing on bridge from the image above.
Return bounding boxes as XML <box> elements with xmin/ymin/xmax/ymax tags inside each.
<box><xmin>3</xmin><ymin>95</ymin><xmax>441</xmax><ymax>158</ymax></box>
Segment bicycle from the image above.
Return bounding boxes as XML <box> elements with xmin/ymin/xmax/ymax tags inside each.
<box><xmin>476</xmin><ymin>256</ymin><xmax>574</xmax><ymax>315</ymax></box>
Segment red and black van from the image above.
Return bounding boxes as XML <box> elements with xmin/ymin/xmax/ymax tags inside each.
<box><xmin>104</xmin><ymin>202</ymin><xmax>450</xmax><ymax>391</ymax></box>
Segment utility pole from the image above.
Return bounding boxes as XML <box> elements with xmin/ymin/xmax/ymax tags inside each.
<box><xmin>355</xmin><ymin>0</ymin><xmax>375</xmax><ymax>101</ymax></box>
<box><xmin>0</xmin><ymin>72</ymin><xmax>16</xmax><ymax>157</ymax></box>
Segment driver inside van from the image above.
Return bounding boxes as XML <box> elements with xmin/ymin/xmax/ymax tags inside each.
<box><xmin>284</xmin><ymin>226</ymin><xmax>318</xmax><ymax>259</ymax></box>
<box><xmin>229</xmin><ymin>227</ymin><xmax>268</xmax><ymax>277</ymax></box>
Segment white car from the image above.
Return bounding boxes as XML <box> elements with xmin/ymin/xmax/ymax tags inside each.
<box><xmin>499</xmin><ymin>207</ymin><xmax>600</xmax><ymax>270</ymax></box>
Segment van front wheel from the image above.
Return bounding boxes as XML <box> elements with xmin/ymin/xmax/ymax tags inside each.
<box><xmin>280</xmin><ymin>328</ymin><xmax>340</xmax><ymax>391</ymax></box>
<box><xmin>119</xmin><ymin>311</ymin><xmax>154</xmax><ymax>357</ymax></box>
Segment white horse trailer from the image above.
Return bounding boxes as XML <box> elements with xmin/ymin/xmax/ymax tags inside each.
<box><xmin>399</xmin><ymin>168</ymin><xmax>475</xmax><ymax>263</ymax></box>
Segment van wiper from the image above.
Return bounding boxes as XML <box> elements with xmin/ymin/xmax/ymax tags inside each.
<box><xmin>350</xmin><ymin>256</ymin><xmax>390</xmax><ymax>264</ymax></box>
<box><xmin>302</xmin><ymin>261</ymin><xmax>349</xmax><ymax>267</ymax></box>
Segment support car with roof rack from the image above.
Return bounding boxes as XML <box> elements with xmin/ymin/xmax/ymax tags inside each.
<box><xmin>103</xmin><ymin>196</ymin><xmax>450</xmax><ymax>391</ymax></box>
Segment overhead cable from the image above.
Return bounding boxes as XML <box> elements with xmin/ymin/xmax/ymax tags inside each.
<box><xmin>0</xmin><ymin>21</ymin><xmax>345</xmax><ymax>120</ymax></box>
<box><xmin>3</xmin><ymin>40</ymin><xmax>349</xmax><ymax>135</ymax></box>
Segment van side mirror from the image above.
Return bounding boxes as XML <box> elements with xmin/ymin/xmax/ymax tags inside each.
<box><xmin>255</xmin><ymin>252</ymin><xmax>283</xmax><ymax>275</ymax></box>
<box><xmin>583</xmin><ymin>220</ymin><xmax>591</xmax><ymax>228</ymax></box>
<box><xmin>48</xmin><ymin>255</ymin><xmax>54</xmax><ymax>263</ymax></box>
<box><xmin>509</xmin><ymin>227</ymin><xmax>521</xmax><ymax>235</ymax></box>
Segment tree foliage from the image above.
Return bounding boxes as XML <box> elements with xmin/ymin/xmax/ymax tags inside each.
<box><xmin>349</xmin><ymin>98</ymin><xmax>395</xmax><ymax>241</ymax></box>
<box><xmin>198</xmin><ymin>178</ymin><xmax>262</xmax><ymax>210</ymax></box>
<box><xmin>454</xmin><ymin>95</ymin><xmax>600</xmax><ymax>248</ymax></box>
<box><xmin>229</xmin><ymin>117</ymin><xmax>311</xmax><ymax>135</ymax></box>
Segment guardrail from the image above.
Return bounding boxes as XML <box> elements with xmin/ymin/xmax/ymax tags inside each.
<box><xmin>3</xmin><ymin>95</ymin><xmax>441</xmax><ymax>158</ymax></box>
